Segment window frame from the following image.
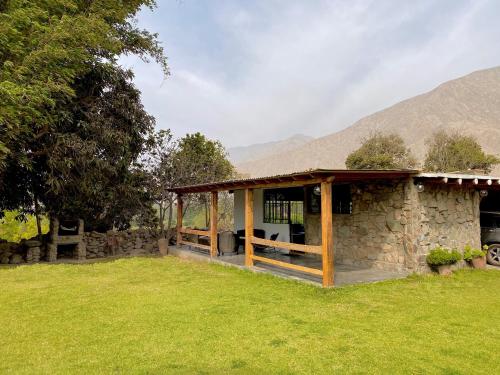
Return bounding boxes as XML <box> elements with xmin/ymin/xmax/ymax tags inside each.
<box><xmin>263</xmin><ymin>188</ymin><xmax>304</xmax><ymax>225</ymax></box>
<box><xmin>306</xmin><ymin>184</ymin><xmax>352</xmax><ymax>215</ymax></box>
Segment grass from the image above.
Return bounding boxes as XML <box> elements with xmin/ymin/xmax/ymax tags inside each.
<box><xmin>0</xmin><ymin>257</ymin><xmax>498</xmax><ymax>374</ymax></box>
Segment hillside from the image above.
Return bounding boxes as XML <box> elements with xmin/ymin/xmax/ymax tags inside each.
<box><xmin>237</xmin><ymin>67</ymin><xmax>500</xmax><ymax>177</ymax></box>
<box><xmin>227</xmin><ymin>134</ymin><xmax>313</xmax><ymax>165</ymax></box>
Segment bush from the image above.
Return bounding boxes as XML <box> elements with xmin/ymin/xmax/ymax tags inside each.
<box><xmin>426</xmin><ymin>247</ymin><xmax>462</xmax><ymax>266</ymax></box>
<box><xmin>463</xmin><ymin>244</ymin><xmax>487</xmax><ymax>261</ymax></box>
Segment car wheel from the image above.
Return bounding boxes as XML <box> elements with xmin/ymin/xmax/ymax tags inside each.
<box><xmin>486</xmin><ymin>244</ymin><xmax>500</xmax><ymax>266</ymax></box>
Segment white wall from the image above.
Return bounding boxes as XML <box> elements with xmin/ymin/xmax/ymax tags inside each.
<box><xmin>233</xmin><ymin>189</ymin><xmax>290</xmax><ymax>242</ymax></box>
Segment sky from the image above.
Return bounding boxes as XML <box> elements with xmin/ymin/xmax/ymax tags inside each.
<box><xmin>120</xmin><ymin>0</ymin><xmax>500</xmax><ymax>148</ymax></box>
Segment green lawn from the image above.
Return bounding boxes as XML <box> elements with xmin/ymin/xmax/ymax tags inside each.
<box><xmin>0</xmin><ymin>257</ymin><xmax>498</xmax><ymax>374</ymax></box>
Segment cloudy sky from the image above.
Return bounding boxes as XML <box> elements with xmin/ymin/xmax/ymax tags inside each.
<box><xmin>120</xmin><ymin>0</ymin><xmax>500</xmax><ymax>148</ymax></box>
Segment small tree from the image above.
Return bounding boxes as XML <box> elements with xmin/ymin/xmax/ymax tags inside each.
<box><xmin>346</xmin><ymin>132</ymin><xmax>417</xmax><ymax>170</ymax></box>
<box><xmin>142</xmin><ymin>130</ymin><xmax>179</xmax><ymax>238</ymax></box>
<box><xmin>142</xmin><ymin>131</ymin><xmax>235</xmax><ymax>238</ymax></box>
<box><xmin>424</xmin><ymin>131</ymin><xmax>499</xmax><ymax>173</ymax></box>
<box><xmin>174</xmin><ymin>133</ymin><xmax>235</xmax><ymax>227</ymax></box>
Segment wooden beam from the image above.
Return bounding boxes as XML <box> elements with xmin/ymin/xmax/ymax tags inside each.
<box><xmin>179</xmin><ymin>227</ymin><xmax>210</xmax><ymax>236</ymax></box>
<box><xmin>184</xmin><ymin>177</ymin><xmax>326</xmax><ymax>193</ymax></box>
<box><xmin>176</xmin><ymin>194</ymin><xmax>183</xmax><ymax>246</ymax></box>
<box><xmin>252</xmin><ymin>255</ymin><xmax>323</xmax><ymax>276</ymax></box>
<box><xmin>321</xmin><ymin>180</ymin><xmax>334</xmax><ymax>287</ymax></box>
<box><xmin>250</xmin><ymin>236</ymin><xmax>322</xmax><ymax>255</ymax></box>
<box><xmin>179</xmin><ymin>240</ymin><xmax>211</xmax><ymax>252</ymax></box>
<box><xmin>245</xmin><ymin>188</ymin><xmax>254</xmax><ymax>267</ymax></box>
<box><xmin>210</xmin><ymin>191</ymin><xmax>218</xmax><ymax>257</ymax></box>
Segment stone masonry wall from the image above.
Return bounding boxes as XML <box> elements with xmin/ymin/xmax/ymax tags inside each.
<box><xmin>84</xmin><ymin>229</ymin><xmax>159</xmax><ymax>259</ymax></box>
<box><xmin>0</xmin><ymin>229</ymin><xmax>159</xmax><ymax>264</ymax></box>
<box><xmin>304</xmin><ymin>179</ymin><xmax>482</xmax><ymax>273</ymax></box>
<box><xmin>410</xmin><ymin>184</ymin><xmax>481</xmax><ymax>272</ymax></box>
<box><xmin>0</xmin><ymin>240</ymin><xmax>26</xmax><ymax>265</ymax></box>
<box><xmin>305</xmin><ymin>181</ymin><xmax>412</xmax><ymax>272</ymax></box>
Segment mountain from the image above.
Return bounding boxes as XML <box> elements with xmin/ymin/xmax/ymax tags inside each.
<box><xmin>227</xmin><ymin>134</ymin><xmax>314</xmax><ymax>165</ymax></box>
<box><xmin>236</xmin><ymin>67</ymin><xmax>500</xmax><ymax>177</ymax></box>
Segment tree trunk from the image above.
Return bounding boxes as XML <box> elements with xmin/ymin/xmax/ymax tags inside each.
<box><xmin>205</xmin><ymin>199</ymin><xmax>209</xmax><ymax>228</ymax></box>
<box><xmin>158</xmin><ymin>202</ymin><xmax>165</xmax><ymax>238</ymax></box>
<box><xmin>33</xmin><ymin>191</ymin><xmax>42</xmax><ymax>241</ymax></box>
<box><xmin>166</xmin><ymin>202</ymin><xmax>173</xmax><ymax>241</ymax></box>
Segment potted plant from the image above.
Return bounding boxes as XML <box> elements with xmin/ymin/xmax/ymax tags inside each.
<box><xmin>463</xmin><ymin>244</ymin><xmax>487</xmax><ymax>269</ymax></box>
<box><xmin>426</xmin><ymin>247</ymin><xmax>462</xmax><ymax>275</ymax></box>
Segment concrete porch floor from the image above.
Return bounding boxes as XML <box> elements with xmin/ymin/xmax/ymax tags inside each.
<box><xmin>168</xmin><ymin>246</ymin><xmax>408</xmax><ymax>287</ymax></box>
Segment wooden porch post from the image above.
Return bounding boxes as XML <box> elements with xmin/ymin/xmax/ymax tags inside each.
<box><xmin>321</xmin><ymin>180</ymin><xmax>334</xmax><ymax>287</ymax></box>
<box><xmin>210</xmin><ymin>191</ymin><xmax>218</xmax><ymax>257</ymax></box>
<box><xmin>245</xmin><ymin>188</ymin><xmax>254</xmax><ymax>267</ymax></box>
<box><xmin>176</xmin><ymin>194</ymin><xmax>183</xmax><ymax>246</ymax></box>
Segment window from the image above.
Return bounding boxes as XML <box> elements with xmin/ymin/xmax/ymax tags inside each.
<box><xmin>306</xmin><ymin>185</ymin><xmax>352</xmax><ymax>214</ymax></box>
<box><xmin>332</xmin><ymin>184</ymin><xmax>352</xmax><ymax>214</ymax></box>
<box><xmin>264</xmin><ymin>188</ymin><xmax>304</xmax><ymax>224</ymax></box>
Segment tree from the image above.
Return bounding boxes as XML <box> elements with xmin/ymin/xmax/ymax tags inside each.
<box><xmin>424</xmin><ymin>130</ymin><xmax>499</xmax><ymax>173</ymax></box>
<box><xmin>345</xmin><ymin>132</ymin><xmax>417</xmax><ymax>170</ymax></box>
<box><xmin>0</xmin><ymin>1</ymin><xmax>167</xmax><ymax>230</ymax></box>
<box><xmin>174</xmin><ymin>133</ymin><xmax>235</xmax><ymax>186</ymax></box>
<box><xmin>141</xmin><ymin>131</ymin><xmax>235</xmax><ymax>237</ymax></box>
<box><xmin>141</xmin><ymin>129</ymin><xmax>178</xmax><ymax>238</ymax></box>
<box><xmin>0</xmin><ymin>64</ymin><xmax>158</xmax><ymax>230</ymax></box>
<box><xmin>0</xmin><ymin>0</ymin><xmax>166</xmax><ymax>171</ymax></box>
<box><xmin>174</xmin><ymin>133</ymin><xmax>235</xmax><ymax>227</ymax></box>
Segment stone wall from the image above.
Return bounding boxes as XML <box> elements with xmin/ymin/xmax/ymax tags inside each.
<box><xmin>304</xmin><ymin>179</ymin><xmax>482</xmax><ymax>273</ymax></box>
<box><xmin>0</xmin><ymin>229</ymin><xmax>159</xmax><ymax>264</ymax></box>
<box><xmin>84</xmin><ymin>229</ymin><xmax>159</xmax><ymax>259</ymax></box>
<box><xmin>410</xmin><ymin>184</ymin><xmax>481</xmax><ymax>272</ymax></box>
<box><xmin>0</xmin><ymin>241</ymin><xmax>25</xmax><ymax>264</ymax></box>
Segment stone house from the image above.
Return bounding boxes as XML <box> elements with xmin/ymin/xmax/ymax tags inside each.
<box><xmin>170</xmin><ymin>169</ymin><xmax>498</xmax><ymax>287</ymax></box>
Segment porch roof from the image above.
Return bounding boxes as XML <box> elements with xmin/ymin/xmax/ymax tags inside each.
<box><xmin>414</xmin><ymin>172</ymin><xmax>500</xmax><ymax>188</ymax></box>
<box><xmin>168</xmin><ymin>168</ymin><xmax>419</xmax><ymax>194</ymax></box>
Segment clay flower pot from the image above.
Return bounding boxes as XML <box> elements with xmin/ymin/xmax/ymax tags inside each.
<box><xmin>437</xmin><ymin>264</ymin><xmax>452</xmax><ymax>276</ymax></box>
<box><xmin>471</xmin><ymin>256</ymin><xmax>486</xmax><ymax>269</ymax></box>
<box><xmin>158</xmin><ymin>238</ymin><xmax>169</xmax><ymax>256</ymax></box>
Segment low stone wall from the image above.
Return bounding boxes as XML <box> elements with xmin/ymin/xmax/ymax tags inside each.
<box><xmin>0</xmin><ymin>241</ymin><xmax>25</xmax><ymax>264</ymax></box>
<box><xmin>84</xmin><ymin>229</ymin><xmax>159</xmax><ymax>259</ymax></box>
<box><xmin>0</xmin><ymin>229</ymin><xmax>159</xmax><ymax>264</ymax></box>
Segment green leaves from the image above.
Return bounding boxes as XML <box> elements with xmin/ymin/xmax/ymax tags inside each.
<box><xmin>0</xmin><ymin>0</ymin><xmax>167</xmax><ymax>229</ymax></box>
<box><xmin>345</xmin><ymin>132</ymin><xmax>417</xmax><ymax>170</ymax></box>
<box><xmin>424</xmin><ymin>131</ymin><xmax>500</xmax><ymax>173</ymax></box>
<box><xmin>463</xmin><ymin>244</ymin><xmax>486</xmax><ymax>261</ymax></box>
<box><xmin>426</xmin><ymin>247</ymin><xmax>462</xmax><ymax>266</ymax></box>
<box><xmin>0</xmin><ymin>0</ymin><xmax>167</xmax><ymax>170</ymax></box>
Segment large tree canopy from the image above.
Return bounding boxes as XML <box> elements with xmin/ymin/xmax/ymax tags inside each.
<box><xmin>345</xmin><ymin>132</ymin><xmax>417</xmax><ymax>170</ymax></box>
<box><xmin>424</xmin><ymin>131</ymin><xmax>499</xmax><ymax>173</ymax></box>
<box><xmin>0</xmin><ymin>0</ymin><xmax>166</xmax><ymax>169</ymax></box>
<box><xmin>0</xmin><ymin>0</ymin><xmax>167</xmax><ymax>229</ymax></box>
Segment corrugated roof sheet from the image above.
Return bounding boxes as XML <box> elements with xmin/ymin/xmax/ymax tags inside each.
<box><xmin>168</xmin><ymin>168</ymin><xmax>419</xmax><ymax>193</ymax></box>
<box><xmin>168</xmin><ymin>169</ymin><xmax>500</xmax><ymax>194</ymax></box>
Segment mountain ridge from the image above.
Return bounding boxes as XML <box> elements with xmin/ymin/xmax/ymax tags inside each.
<box><xmin>236</xmin><ymin>66</ymin><xmax>500</xmax><ymax>177</ymax></box>
<box><xmin>227</xmin><ymin>134</ymin><xmax>314</xmax><ymax>165</ymax></box>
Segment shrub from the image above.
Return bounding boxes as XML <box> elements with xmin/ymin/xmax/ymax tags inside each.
<box><xmin>463</xmin><ymin>244</ymin><xmax>487</xmax><ymax>261</ymax></box>
<box><xmin>426</xmin><ymin>247</ymin><xmax>462</xmax><ymax>266</ymax></box>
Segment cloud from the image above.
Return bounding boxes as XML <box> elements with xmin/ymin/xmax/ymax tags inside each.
<box><xmin>120</xmin><ymin>0</ymin><xmax>500</xmax><ymax>148</ymax></box>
